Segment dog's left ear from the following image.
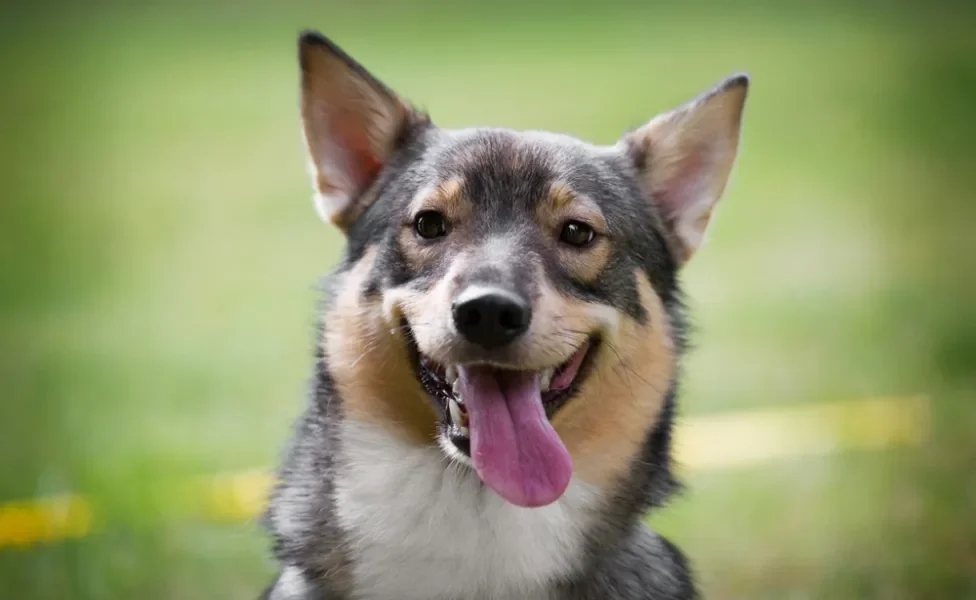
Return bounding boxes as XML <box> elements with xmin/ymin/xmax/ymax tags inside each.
<box><xmin>299</xmin><ymin>31</ymin><xmax>427</xmax><ymax>232</ymax></box>
<box><xmin>621</xmin><ymin>74</ymin><xmax>748</xmax><ymax>265</ymax></box>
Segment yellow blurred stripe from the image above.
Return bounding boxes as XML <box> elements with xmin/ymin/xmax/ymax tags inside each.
<box><xmin>0</xmin><ymin>494</ymin><xmax>92</xmax><ymax>549</ymax></box>
<box><xmin>674</xmin><ymin>395</ymin><xmax>930</xmax><ymax>470</ymax></box>
<box><xmin>0</xmin><ymin>395</ymin><xmax>931</xmax><ymax>547</ymax></box>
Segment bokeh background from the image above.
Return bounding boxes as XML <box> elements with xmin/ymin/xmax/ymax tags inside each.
<box><xmin>2</xmin><ymin>1</ymin><xmax>974</xmax><ymax>598</ymax></box>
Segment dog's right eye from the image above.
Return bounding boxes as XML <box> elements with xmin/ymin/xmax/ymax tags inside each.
<box><xmin>414</xmin><ymin>211</ymin><xmax>449</xmax><ymax>239</ymax></box>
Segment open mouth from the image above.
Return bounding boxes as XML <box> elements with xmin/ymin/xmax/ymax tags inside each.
<box><xmin>418</xmin><ymin>339</ymin><xmax>597</xmax><ymax>446</ymax></box>
<box><xmin>404</xmin><ymin>323</ymin><xmax>599</xmax><ymax>507</ymax></box>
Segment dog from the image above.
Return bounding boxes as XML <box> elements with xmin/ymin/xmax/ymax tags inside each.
<box><xmin>260</xmin><ymin>30</ymin><xmax>748</xmax><ymax>600</ymax></box>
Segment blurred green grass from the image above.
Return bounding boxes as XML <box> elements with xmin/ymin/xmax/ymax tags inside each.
<box><xmin>1</xmin><ymin>1</ymin><xmax>974</xmax><ymax>598</ymax></box>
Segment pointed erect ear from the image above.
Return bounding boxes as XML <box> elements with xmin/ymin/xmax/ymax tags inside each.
<box><xmin>298</xmin><ymin>31</ymin><xmax>427</xmax><ymax>232</ymax></box>
<box><xmin>622</xmin><ymin>74</ymin><xmax>748</xmax><ymax>265</ymax></box>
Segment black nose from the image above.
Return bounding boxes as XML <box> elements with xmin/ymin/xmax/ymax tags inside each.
<box><xmin>452</xmin><ymin>287</ymin><xmax>532</xmax><ymax>349</ymax></box>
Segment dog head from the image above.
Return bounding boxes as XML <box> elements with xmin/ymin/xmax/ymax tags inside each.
<box><xmin>300</xmin><ymin>32</ymin><xmax>747</xmax><ymax>508</ymax></box>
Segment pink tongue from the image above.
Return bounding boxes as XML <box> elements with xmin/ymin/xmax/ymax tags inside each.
<box><xmin>457</xmin><ymin>366</ymin><xmax>573</xmax><ymax>507</ymax></box>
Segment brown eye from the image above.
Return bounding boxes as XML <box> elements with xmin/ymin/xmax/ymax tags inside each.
<box><xmin>559</xmin><ymin>221</ymin><xmax>595</xmax><ymax>247</ymax></box>
<box><xmin>415</xmin><ymin>211</ymin><xmax>449</xmax><ymax>239</ymax></box>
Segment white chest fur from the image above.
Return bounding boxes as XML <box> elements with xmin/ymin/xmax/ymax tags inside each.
<box><xmin>335</xmin><ymin>421</ymin><xmax>599</xmax><ymax>600</ymax></box>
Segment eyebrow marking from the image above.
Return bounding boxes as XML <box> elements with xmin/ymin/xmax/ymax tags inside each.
<box><xmin>548</xmin><ymin>181</ymin><xmax>576</xmax><ymax>210</ymax></box>
<box><xmin>435</xmin><ymin>177</ymin><xmax>464</xmax><ymax>205</ymax></box>
<box><xmin>408</xmin><ymin>176</ymin><xmax>467</xmax><ymax>221</ymax></box>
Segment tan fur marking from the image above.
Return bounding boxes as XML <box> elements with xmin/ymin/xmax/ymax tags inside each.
<box><xmin>431</xmin><ymin>177</ymin><xmax>468</xmax><ymax>222</ymax></box>
<box><xmin>397</xmin><ymin>228</ymin><xmax>430</xmax><ymax>274</ymax></box>
<box><xmin>536</xmin><ymin>182</ymin><xmax>611</xmax><ymax>284</ymax></box>
<box><xmin>559</xmin><ymin>236</ymin><xmax>611</xmax><ymax>284</ymax></box>
<box><xmin>524</xmin><ymin>276</ymin><xmax>608</xmax><ymax>368</ymax></box>
<box><xmin>323</xmin><ymin>247</ymin><xmax>438</xmax><ymax>445</ymax></box>
<box><xmin>548</xmin><ymin>181</ymin><xmax>576</xmax><ymax>210</ymax></box>
<box><xmin>407</xmin><ymin>177</ymin><xmax>470</xmax><ymax>222</ymax></box>
<box><xmin>550</xmin><ymin>272</ymin><xmax>676</xmax><ymax>489</ymax></box>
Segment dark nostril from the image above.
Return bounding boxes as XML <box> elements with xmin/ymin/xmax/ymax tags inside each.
<box><xmin>461</xmin><ymin>306</ymin><xmax>482</xmax><ymax>328</ymax></box>
<box><xmin>452</xmin><ymin>287</ymin><xmax>531</xmax><ymax>349</ymax></box>
<box><xmin>498</xmin><ymin>307</ymin><xmax>522</xmax><ymax>331</ymax></box>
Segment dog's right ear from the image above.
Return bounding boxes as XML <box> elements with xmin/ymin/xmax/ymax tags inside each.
<box><xmin>299</xmin><ymin>31</ymin><xmax>426</xmax><ymax>232</ymax></box>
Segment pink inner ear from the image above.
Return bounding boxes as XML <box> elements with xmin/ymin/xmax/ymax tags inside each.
<box><xmin>333</xmin><ymin>117</ymin><xmax>384</xmax><ymax>191</ymax></box>
<box><xmin>654</xmin><ymin>151</ymin><xmax>709</xmax><ymax>222</ymax></box>
<box><xmin>351</xmin><ymin>148</ymin><xmax>382</xmax><ymax>189</ymax></box>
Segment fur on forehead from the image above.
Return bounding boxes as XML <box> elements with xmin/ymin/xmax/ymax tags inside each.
<box><xmin>397</xmin><ymin>128</ymin><xmax>654</xmax><ymax>221</ymax></box>
<box><xmin>433</xmin><ymin>128</ymin><xmax>605</xmax><ymax>169</ymax></box>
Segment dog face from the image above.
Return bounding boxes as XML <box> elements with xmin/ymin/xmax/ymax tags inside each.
<box><xmin>300</xmin><ymin>32</ymin><xmax>747</xmax><ymax>508</ymax></box>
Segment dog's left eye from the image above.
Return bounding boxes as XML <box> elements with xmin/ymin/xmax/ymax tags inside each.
<box><xmin>559</xmin><ymin>221</ymin><xmax>596</xmax><ymax>247</ymax></box>
<box><xmin>415</xmin><ymin>210</ymin><xmax>449</xmax><ymax>239</ymax></box>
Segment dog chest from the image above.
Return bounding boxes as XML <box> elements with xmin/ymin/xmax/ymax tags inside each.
<box><xmin>334</xmin><ymin>421</ymin><xmax>597</xmax><ymax>599</ymax></box>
